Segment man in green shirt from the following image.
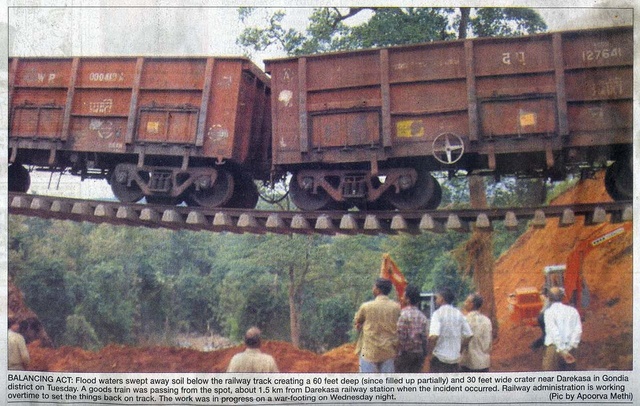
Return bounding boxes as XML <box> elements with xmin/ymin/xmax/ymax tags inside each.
<box><xmin>354</xmin><ymin>278</ymin><xmax>401</xmax><ymax>373</ymax></box>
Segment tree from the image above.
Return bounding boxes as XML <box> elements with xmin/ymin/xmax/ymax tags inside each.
<box><xmin>470</xmin><ymin>8</ymin><xmax>547</xmax><ymax>37</ymax></box>
<box><xmin>249</xmin><ymin>234</ymin><xmax>329</xmax><ymax>348</ymax></box>
<box><xmin>17</xmin><ymin>256</ymin><xmax>74</xmax><ymax>345</ymax></box>
<box><xmin>238</xmin><ymin>7</ymin><xmax>546</xmax><ymax>56</ymax></box>
<box><xmin>385</xmin><ymin>232</ymin><xmax>468</xmax><ymax>294</ymax></box>
<box><xmin>61</xmin><ymin>314</ymin><xmax>102</xmax><ymax>350</ymax></box>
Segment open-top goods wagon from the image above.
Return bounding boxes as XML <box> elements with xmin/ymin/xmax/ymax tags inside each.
<box><xmin>9</xmin><ymin>26</ymin><xmax>632</xmax><ymax>211</ymax></box>
<box><xmin>8</xmin><ymin>56</ymin><xmax>271</xmax><ymax>208</ymax></box>
<box><xmin>265</xmin><ymin>25</ymin><xmax>632</xmax><ymax>210</ymax></box>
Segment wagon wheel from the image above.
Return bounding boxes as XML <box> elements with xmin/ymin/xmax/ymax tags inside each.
<box><xmin>186</xmin><ymin>169</ymin><xmax>234</xmax><ymax>208</ymax></box>
<box><xmin>110</xmin><ymin>164</ymin><xmax>144</xmax><ymax>203</ymax></box>
<box><xmin>424</xmin><ymin>176</ymin><xmax>443</xmax><ymax>210</ymax></box>
<box><xmin>8</xmin><ymin>164</ymin><xmax>31</xmax><ymax>193</ymax></box>
<box><xmin>605</xmin><ymin>155</ymin><xmax>632</xmax><ymax>201</ymax></box>
<box><xmin>388</xmin><ymin>169</ymin><xmax>440</xmax><ymax>210</ymax></box>
<box><xmin>432</xmin><ymin>132</ymin><xmax>464</xmax><ymax>164</ymax></box>
<box><xmin>289</xmin><ymin>173</ymin><xmax>332</xmax><ymax>211</ymax></box>
<box><xmin>223</xmin><ymin>171</ymin><xmax>260</xmax><ymax>209</ymax></box>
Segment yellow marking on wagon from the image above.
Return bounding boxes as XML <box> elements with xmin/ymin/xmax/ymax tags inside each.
<box><xmin>396</xmin><ymin>120</ymin><xmax>424</xmax><ymax>138</ymax></box>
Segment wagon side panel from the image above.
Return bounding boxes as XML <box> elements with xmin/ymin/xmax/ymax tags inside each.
<box><xmin>10</xmin><ymin>58</ymin><xmax>73</xmax><ymax>142</ymax></box>
<box><xmin>387</xmin><ymin>41</ymin><xmax>469</xmax><ymax>160</ymax></box>
<box><xmin>474</xmin><ymin>35</ymin><xmax>558</xmax><ymax>141</ymax></box>
<box><xmin>561</xmin><ymin>27</ymin><xmax>633</xmax><ymax>147</ymax></box>
<box><xmin>267</xmin><ymin>59</ymin><xmax>301</xmax><ymax>166</ymax></box>
<box><xmin>200</xmin><ymin>59</ymin><xmax>243</xmax><ymax>162</ymax></box>
<box><xmin>69</xmin><ymin>58</ymin><xmax>138</xmax><ymax>153</ymax></box>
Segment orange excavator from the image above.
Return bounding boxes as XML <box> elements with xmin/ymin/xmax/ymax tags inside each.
<box><xmin>508</xmin><ymin>222</ymin><xmax>631</xmax><ymax>326</ymax></box>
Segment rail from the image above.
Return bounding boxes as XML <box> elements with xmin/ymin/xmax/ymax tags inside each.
<box><xmin>8</xmin><ymin>192</ymin><xmax>633</xmax><ymax>236</ymax></box>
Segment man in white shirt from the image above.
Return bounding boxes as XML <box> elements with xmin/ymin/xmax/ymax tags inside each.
<box><xmin>428</xmin><ymin>287</ymin><xmax>473</xmax><ymax>373</ymax></box>
<box><xmin>8</xmin><ymin>317</ymin><xmax>30</xmax><ymax>370</ymax></box>
<box><xmin>460</xmin><ymin>293</ymin><xmax>492</xmax><ymax>372</ymax></box>
<box><xmin>542</xmin><ymin>287</ymin><xmax>582</xmax><ymax>371</ymax></box>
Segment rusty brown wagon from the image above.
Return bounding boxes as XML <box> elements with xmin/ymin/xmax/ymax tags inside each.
<box><xmin>8</xmin><ymin>56</ymin><xmax>272</xmax><ymax>208</ymax></box>
<box><xmin>8</xmin><ymin>26</ymin><xmax>632</xmax><ymax>211</ymax></box>
<box><xmin>265</xmin><ymin>26</ymin><xmax>632</xmax><ymax>211</ymax></box>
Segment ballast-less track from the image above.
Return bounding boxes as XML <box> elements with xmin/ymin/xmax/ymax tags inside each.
<box><xmin>8</xmin><ymin>192</ymin><xmax>632</xmax><ymax>236</ymax></box>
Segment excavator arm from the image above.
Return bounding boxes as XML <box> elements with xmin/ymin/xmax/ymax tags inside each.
<box><xmin>380</xmin><ymin>253</ymin><xmax>408</xmax><ymax>300</ymax></box>
<box><xmin>563</xmin><ymin>222</ymin><xmax>631</xmax><ymax>311</ymax></box>
<box><xmin>509</xmin><ymin>222</ymin><xmax>631</xmax><ymax>325</ymax></box>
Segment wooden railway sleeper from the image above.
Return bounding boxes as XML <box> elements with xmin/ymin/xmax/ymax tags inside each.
<box><xmin>8</xmin><ymin>191</ymin><xmax>632</xmax><ymax>236</ymax></box>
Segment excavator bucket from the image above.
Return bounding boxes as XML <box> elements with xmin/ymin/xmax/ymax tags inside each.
<box><xmin>380</xmin><ymin>253</ymin><xmax>408</xmax><ymax>300</ymax></box>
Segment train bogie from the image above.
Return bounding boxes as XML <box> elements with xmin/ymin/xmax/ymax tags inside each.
<box><xmin>8</xmin><ymin>56</ymin><xmax>271</xmax><ymax>208</ymax></box>
<box><xmin>266</xmin><ymin>26</ymin><xmax>632</xmax><ymax>210</ymax></box>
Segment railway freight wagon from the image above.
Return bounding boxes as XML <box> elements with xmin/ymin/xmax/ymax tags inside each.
<box><xmin>265</xmin><ymin>25</ymin><xmax>632</xmax><ymax>211</ymax></box>
<box><xmin>8</xmin><ymin>56</ymin><xmax>272</xmax><ymax>208</ymax></box>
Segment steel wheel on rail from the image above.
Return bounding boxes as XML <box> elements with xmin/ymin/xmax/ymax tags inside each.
<box><xmin>605</xmin><ymin>155</ymin><xmax>633</xmax><ymax>201</ymax></box>
<box><xmin>223</xmin><ymin>171</ymin><xmax>260</xmax><ymax>209</ymax></box>
<box><xmin>110</xmin><ymin>164</ymin><xmax>144</xmax><ymax>203</ymax></box>
<box><xmin>186</xmin><ymin>169</ymin><xmax>234</xmax><ymax>208</ymax></box>
<box><xmin>388</xmin><ymin>169</ymin><xmax>440</xmax><ymax>211</ymax></box>
<box><xmin>289</xmin><ymin>173</ymin><xmax>332</xmax><ymax>211</ymax></box>
<box><xmin>8</xmin><ymin>164</ymin><xmax>31</xmax><ymax>193</ymax></box>
<box><xmin>424</xmin><ymin>176</ymin><xmax>442</xmax><ymax>210</ymax></box>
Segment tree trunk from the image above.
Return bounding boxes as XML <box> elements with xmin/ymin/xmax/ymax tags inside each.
<box><xmin>459</xmin><ymin>14</ymin><xmax>498</xmax><ymax>335</ymax></box>
<box><xmin>459</xmin><ymin>8</ymin><xmax>470</xmax><ymax>39</ymax></box>
<box><xmin>288</xmin><ymin>264</ymin><xmax>301</xmax><ymax>348</ymax></box>
<box><xmin>468</xmin><ymin>175</ymin><xmax>499</xmax><ymax>338</ymax></box>
<box><xmin>468</xmin><ymin>174</ymin><xmax>486</xmax><ymax>208</ymax></box>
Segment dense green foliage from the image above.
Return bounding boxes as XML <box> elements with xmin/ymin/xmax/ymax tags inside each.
<box><xmin>9</xmin><ymin>171</ymin><xmax>550</xmax><ymax>352</ymax></box>
<box><xmin>9</xmin><ymin>176</ymin><xmax>568</xmax><ymax>351</ymax></box>
<box><xmin>9</xmin><ymin>211</ymin><xmax>524</xmax><ymax>351</ymax></box>
<box><xmin>238</xmin><ymin>7</ymin><xmax>547</xmax><ymax>56</ymax></box>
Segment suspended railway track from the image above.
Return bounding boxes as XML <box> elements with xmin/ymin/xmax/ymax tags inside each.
<box><xmin>8</xmin><ymin>192</ymin><xmax>632</xmax><ymax>236</ymax></box>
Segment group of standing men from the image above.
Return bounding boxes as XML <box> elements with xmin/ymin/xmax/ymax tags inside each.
<box><xmin>353</xmin><ymin>278</ymin><xmax>492</xmax><ymax>373</ymax></box>
<box><xmin>354</xmin><ymin>278</ymin><xmax>583</xmax><ymax>374</ymax></box>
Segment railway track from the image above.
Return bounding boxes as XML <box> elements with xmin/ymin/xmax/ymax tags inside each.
<box><xmin>8</xmin><ymin>192</ymin><xmax>633</xmax><ymax>236</ymax></box>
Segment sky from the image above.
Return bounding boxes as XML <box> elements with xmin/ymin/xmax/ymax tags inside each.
<box><xmin>5</xmin><ymin>5</ymin><xmax>635</xmax><ymax>62</ymax></box>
